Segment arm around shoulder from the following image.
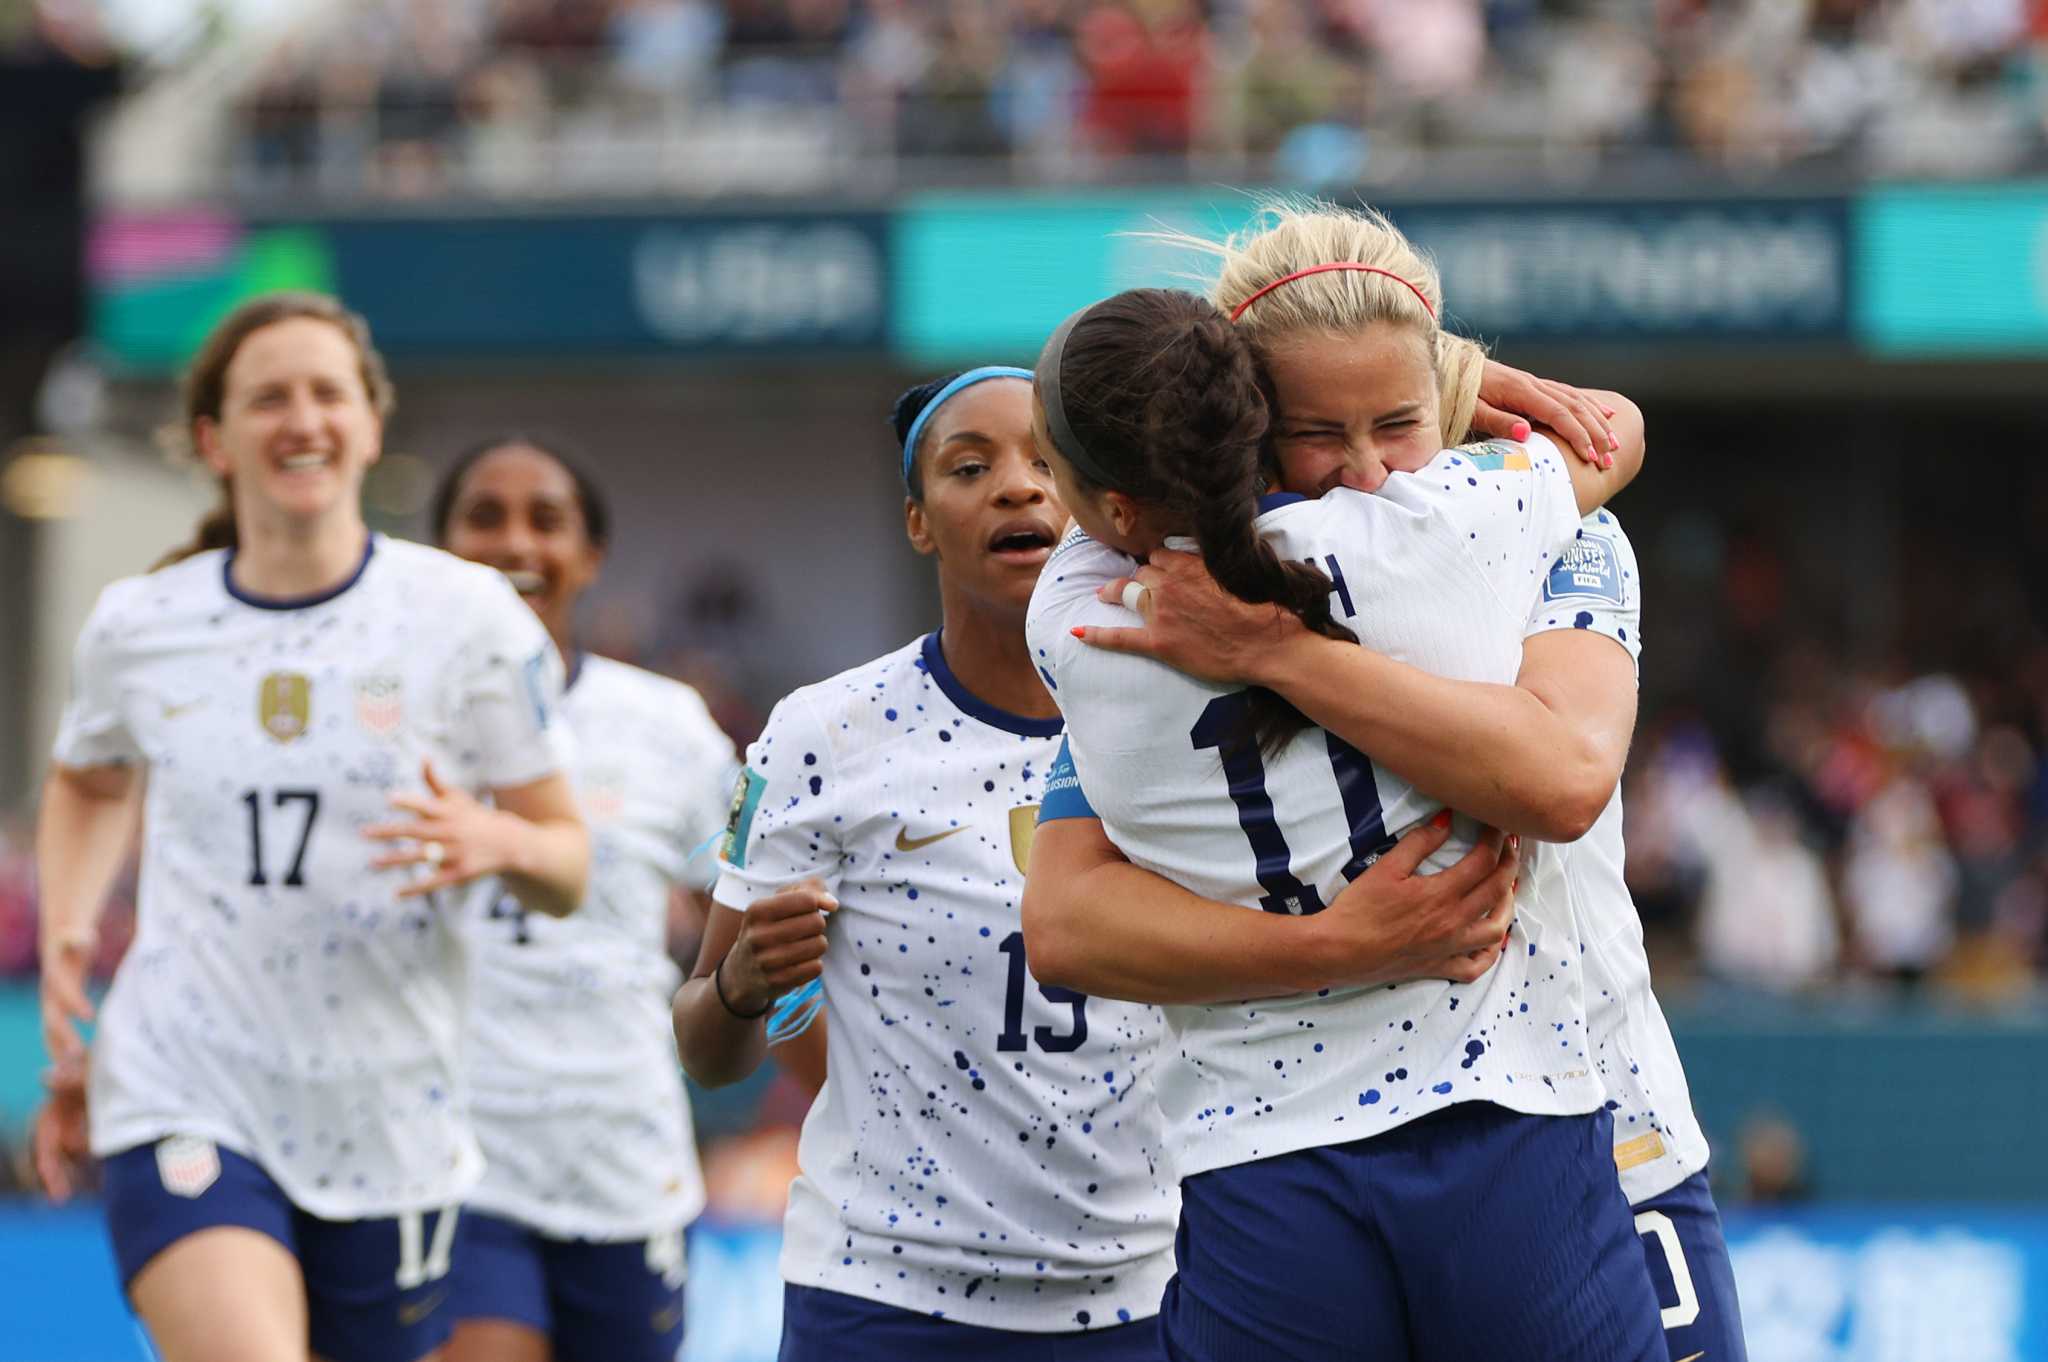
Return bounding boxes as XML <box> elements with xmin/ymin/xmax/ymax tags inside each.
<box><xmin>1558</xmin><ymin>390</ymin><xmax>1645</xmax><ymax>517</ymax></box>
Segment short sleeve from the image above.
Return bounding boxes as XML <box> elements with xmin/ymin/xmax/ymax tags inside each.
<box><xmin>52</xmin><ymin>587</ymin><xmax>143</xmax><ymax>769</ymax></box>
<box><xmin>710</xmin><ymin>691</ymin><xmax>845</xmax><ymax>908</ymax></box>
<box><xmin>454</xmin><ymin>577</ymin><xmax>571</xmax><ymax>790</ymax></box>
<box><xmin>1037</xmin><ymin>738</ymin><xmax>1099</xmax><ymax>823</ymax></box>
<box><xmin>1524</xmin><ymin>509</ymin><xmax>1643</xmax><ymax>677</ymax></box>
<box><xmin>668</xmin><ymin>692</ymin><xmax>743</xmax><ymax>893</ymax></box>
<box><xmin>1383</xmin><ymin>434</ymin><xmax>1584</xmax><ymax>621</ymax></box>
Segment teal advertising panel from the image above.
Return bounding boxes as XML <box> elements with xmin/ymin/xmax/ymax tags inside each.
<box><xmin>889</xmin><ymin>190</ymin><xmax>1265</xmax><ymax>365</ymax></box>
<box><xmin>1855</xmin><ymin>182</ymin><xmax>2048</xmax><ymax>355</ymax></box>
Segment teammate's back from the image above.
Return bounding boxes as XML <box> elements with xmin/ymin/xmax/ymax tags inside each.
<box><xmin>1029</xmin><ymin>443</ymin><xmax>1603</xmax><ymax>1177</ymax></box>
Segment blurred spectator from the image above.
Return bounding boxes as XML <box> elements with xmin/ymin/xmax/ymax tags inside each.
<box><xmin>1842</xmin><ymin>770</ymin><xmax>1958</xmax><ymax>980</ymax></box>
<box><xmin>1691</xmin><ymin>783</ymin><xmax>1842</xmax><ymax>992</ymax></box>
<box><xmin>1736</xmin><ymin>1111</ymin><xmax>1814</xmax><ymax>1204</ymax></box>
<box><xmin>187</xmin><ymin>0</ymin><xmax>2048</xmax><ymax>197</ymax></box>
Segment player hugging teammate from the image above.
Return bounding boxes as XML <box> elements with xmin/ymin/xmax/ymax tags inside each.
<box><xmin>35</xmin><ymin>196</ymin><xmax>1742</xmax><ymax>1362</ymax></box>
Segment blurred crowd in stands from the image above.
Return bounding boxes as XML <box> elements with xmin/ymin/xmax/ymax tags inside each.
<box><xmin>196</xmin><ymin>0</ymin><xmax>2048</xmax><ymax>197</ymax></box>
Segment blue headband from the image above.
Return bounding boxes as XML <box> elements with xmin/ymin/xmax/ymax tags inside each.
<box><xmin>901</xmin><ymin>366</ymin><xmax>1034</xmax><ymax>486</ymax></box>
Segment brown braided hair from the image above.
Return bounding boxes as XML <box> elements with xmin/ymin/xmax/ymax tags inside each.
<box><xmin>1045</xmin><ymin>288</ymin><xmax>1356</xmax><ymax>753</ymax></box>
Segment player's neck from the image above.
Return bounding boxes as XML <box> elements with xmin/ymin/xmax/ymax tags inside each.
<box><xmin>935</xmin><ymin>599</ymin><xmax>1059</xmax><ymax>723</ymax></box>
<box><xmin>229</xmin><ymin>512</ymin><xmax>370</xmax><ymax>601</ymax></box>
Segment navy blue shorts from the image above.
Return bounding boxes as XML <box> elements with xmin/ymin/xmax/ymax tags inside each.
<box><xmin>448</xmin><ymin>1208</ymin><xmax>687</xmax><ymax>1362</ymax></box>
<box><xmin>1160</xmin><ymin>1104</ymin><xmax>1664</xmax><ymax>1362</ymax></box>
<box><xmin>1634</xmin><ymin>1170</ymin><xmax>1747</xmax><ymax>1362</ymax></box>
<box><xmin>780</xmin><ymin>1283</ymin><xmax>1165</xmax><ymax>1361</ymax></box>
<box><xmin>103</xmin><ymin>1137</ymin><xmax>464</xmax><ymax>1362</ymax></box>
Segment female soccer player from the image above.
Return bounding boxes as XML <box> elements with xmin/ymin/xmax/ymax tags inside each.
<box><xmin>36</xmin><ymin>293</ymin><xmax>589</xmax><ymax>1362</ymax></box>
<box><xmin>432</xmin><ymin>436</ymin><xmax>738</xmax><ymax>1362</ymax></box>
<box><xmin>1022</xmin><ymin>283</ymin><xmax>1667</xmax><ymax>1360</ymax></box>
<box><xmin>670</xmin><ymin>367</ymin><xmax>1518</xmax><ymax>1361</ymax></box>
<box><xmin>1047</xmin><ymin>203</ymin><xmax>1743</xmax><ymax>1362</ymax></box>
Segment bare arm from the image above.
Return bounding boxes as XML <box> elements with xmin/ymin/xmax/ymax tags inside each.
<box><xmin>673</xmin><ymin>883</ymin><xmax>834</xmax><ymax>1089</ymax></box>
<box><xmin>1022</xmin><ymin>813</ymin><xmax>1518</xmax><ymax>1003</ymax></box>
<box><xmin>488</xmin><ymin>773</ymin><xmax>589</xmax><ymax>918</ymax></box>
<box><xmin>1249</xmin><ymin>627</ymin><xmax>1638</xmax><ymax>841</ymax></box>
<box><xmin>774</xmin><ymin>1010</ymin><xmax>830</xmax><ymax>1098</ymax></box>
<box><xmin>35</xmin><ymin>762</ymin><xmax>140</xmax><ymax>1061</ymax></box>
<box><xmin>1558</xmin><ymin>390</ymin><xmax>1644</xmax><ymax>516</ymax></box>
<box><xmin>364</xmin><ymin>762</ymin><xmax>589</xmax><ymax>918</ymax></box>
<box><xmin>1076</xmin><ymin>553</ymin><xmax>1637</xmax><ymax>841</ymax></box>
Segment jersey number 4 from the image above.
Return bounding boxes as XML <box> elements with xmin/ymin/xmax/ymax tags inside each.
<box><xmin>242</xmin><ymin>788</ymin><xmax>320</xmax><ymax>888</ymax></box>
<box><xmin>1191</xmin><ymin>693</ymin><xmax>1391</xmax><ymax>916</ymax></box>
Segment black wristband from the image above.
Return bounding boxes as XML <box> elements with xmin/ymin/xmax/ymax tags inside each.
<box><xmin>713</xmin><ymin>955</ymin><xmax>771</xmax><ymax>1020</ymax></box>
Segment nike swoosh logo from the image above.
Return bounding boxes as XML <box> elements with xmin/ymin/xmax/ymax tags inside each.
<box><xmin>895</xmin><ymin>826</ymin><xmax>965</xmax><ymax>853</ymax></box>
<box><xmin>1675</xmin><ymin>1352</ymin><xmax>1706</xmax><ymax>1362</ymax></box>
<box><xmin>397</xmin><ymin>1287</ymin><xmax>448</xmax><ymax>1327</ymax></box>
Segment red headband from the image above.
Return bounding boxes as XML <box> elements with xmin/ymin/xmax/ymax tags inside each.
<box><xmin>1229</xmin><ymin>263</ymin><xmax>1437</xmax><ymax>323</ymax></box>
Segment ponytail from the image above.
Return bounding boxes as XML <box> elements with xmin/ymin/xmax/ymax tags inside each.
<box><xmin>1044</xmin><ymin>289</ymin><xmax>1356</xmax><ymax>753</ymax></box>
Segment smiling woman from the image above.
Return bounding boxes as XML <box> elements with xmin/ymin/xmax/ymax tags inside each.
<box><xmin>427</xmin><ymin>434</ymin><xmax>737</xmax><ymax>1362</ymax></box>
<box><xmin>34</xmin><ymin>291</ymin><xmax>589</xmax><ymax>1362</ymax></box>
<box><xmin>670</xmin><ymin>367</ymin><xmax>1178</xmax><ymax>1361</ymax></box>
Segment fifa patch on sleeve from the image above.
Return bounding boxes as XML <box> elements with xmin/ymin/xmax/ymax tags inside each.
<box><xmin>720</xmin><ymin>767</ymin><xmax>768</xmax><ymax>867</ymax></box>
<box><xmin>1459</xmin><ymin>439</ymin><xmax>1532</xmax><ymax>473</ymax></box>
<box><xmin>1541</xmin><ymin>533</ymin><xmax>1624</xmax><ymax>605</ymax></box>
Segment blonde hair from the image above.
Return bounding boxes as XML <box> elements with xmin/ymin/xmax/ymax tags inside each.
<box><xmin>1162</xmin><ymin>198</ymin><xmax>1487</xmax><ymax>448</ymax></box>
<box><xmin>155</xmin><ymin>292</ymin><xmax>394</xmax><ymax>568</ymax></box>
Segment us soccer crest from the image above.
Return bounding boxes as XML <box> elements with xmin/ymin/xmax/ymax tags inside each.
<box><xmin>155</xmin><ymin>1135</ymin><xmax>220</xmax><ymax>1198</ymax></box>
<box><xmin>354</xmin><ymin>674</ymin><xmax>404</xmax><ymax>738</ymax></box>
<box><xmin>1009</xmin><ymin>804</ymin><xmax>1040</xmax><ymax>875</ymax></box>
<box><xmin>258</xmin><ymin>672</ymin><xmax>312</xmax><ymax>743</ymax></box>
<box><xmin>580</xmin><ymin>767</ymin><xmax>627</xmax><ymax>821</ymax></box>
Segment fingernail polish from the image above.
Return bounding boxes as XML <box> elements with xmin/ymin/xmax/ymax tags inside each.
<box><xmin>1070</xmin><ymin>627</ymin><xmax>1085</xmax><ymax>639</ymax></box>
<box><xmin>1608</xmin><ymin>432</ymin><xmax>1620</xmax><ymax>451</ymax></box>
<box><xmin>1432</xmin><ymin>810</ymin><xmax>1452</xmax><ymax>830</ymax></box>
<box><xmin>1511</xmin><ymin>420</ymin><xmax>1530</xmax><ymax>441</ymax></box>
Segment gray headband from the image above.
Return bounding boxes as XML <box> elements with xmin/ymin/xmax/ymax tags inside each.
<box><xmin>1036</xmin><ymin>303</ymin><xmax>1123</xmax><ymax>491</ymax></box>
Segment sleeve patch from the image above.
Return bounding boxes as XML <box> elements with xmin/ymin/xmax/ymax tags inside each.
<box><xmin>1459</xmin><ymin>439</ymin><xmax>1532</xmax><ymax>473</ymax></box>
<box><xmin>719</xmin><ymin>767</ymin><xmax>769</xmax><ymax>867</ymax></box>
<box><xmin>521</xmin><ymin>649</ymin><xmax>553</xmax><ymax>730</ymax></box>
<box><xmin>1037</xmin><ymin>738</ymin><xmax>1098</xmax><ymax>823</ymax></box>
<box><xmin>1541</xmin><ymin>533</ymin><xmax>1624</xmax><ymax>605</ymax></box>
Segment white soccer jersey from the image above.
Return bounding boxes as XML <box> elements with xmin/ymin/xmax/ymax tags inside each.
<box><xmin>54</xmin><ymin>536</ymin><xmax>567</xmax><ymax>1221</ymax></box>
<box><xmin>462</xmin><ymin>653</ymin><xmax>736</xmax><ymax>1241</ymax></box>
<box><xmin>1030</xmin><ymin>438</ymin><xmax>1603</xmax><ymax>1182</ymax></box>
<box><xmin>711</xmin><ymin>633</ymin><xmax>1176</xmax><ymax>1332</ymax></box>
<box><xmin>1525</xmin><ymin>508</ymin><xmax>1710</xmax><ymax>1204</ymax></box>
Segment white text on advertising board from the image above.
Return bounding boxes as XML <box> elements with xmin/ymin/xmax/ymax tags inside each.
<box><xmin>1417</xmin><ymin>211</ymin><xmax>1842</xmax><ymax>334</ymax></box>
<box><xmin>634</xmin><ymin>224</ymin><xmax>881</xmax><ymax>346</ymax></box>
